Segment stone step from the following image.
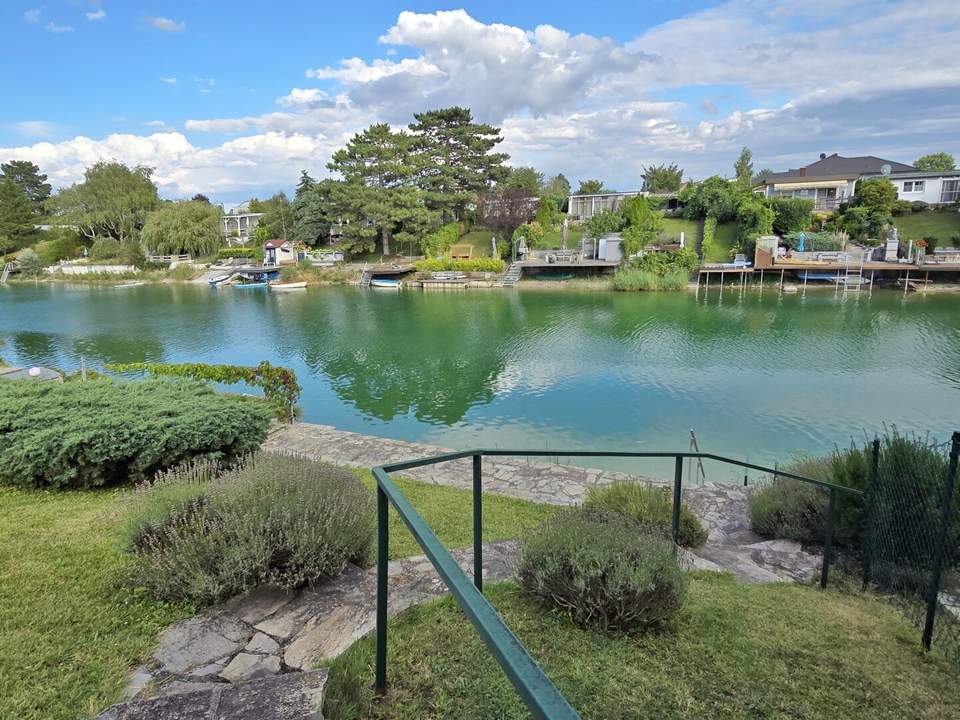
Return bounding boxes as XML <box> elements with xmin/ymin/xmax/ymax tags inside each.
<box><xmin>97</xmin><ymin>670</ymin><xmax>328</xmax><ymax>720</ymax></box>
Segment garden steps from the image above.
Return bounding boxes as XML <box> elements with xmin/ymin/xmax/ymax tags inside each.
<box><xmin>96</xmin><ymin>670</ymin><xmax>328</xmax><ymax>720</ymax></box>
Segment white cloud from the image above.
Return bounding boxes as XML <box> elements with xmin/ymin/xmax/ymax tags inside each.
<box><xmin>145</xmin><ymin>120</ymin><xmax>168</xmax><ymax>128</ymax></box>
<box><xmin>194</xmin><ymin>77</ymin><xmax>215</xmax><ymax>94</ymax></box>
<box><xmin>45</xmin><ymin>22</ymin><xmax>75</xmax><ymax>34</ymax></box>
<box><xmin>276</xmin><ymin>88</ymin><xmax>329</xmax><ymax>108</ymax></box>
<box><xmin>24</xmin><ymin>9</ymin><xmax>41</xmax><ymax>23</ymax></box>
<box><xmin>147</xmin><ymin>16</ymin><xmax>186</xmax><ymax>33</ymax></box>
<box><xmin>159</xmin><ymin>76</ymin><xmax>178</xmax><ymax>86</ymax></box>
<box><xmin>86</xmin><ymin>10</ymin><xmax>107</xmax><ymax>22</ymax></box>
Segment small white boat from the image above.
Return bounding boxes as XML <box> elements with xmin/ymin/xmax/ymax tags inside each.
<box><xmin>270</xmin><ymin>281</ymin><xmax>307</xmax><ymax>291</ymax></box>
<box><xmin>370</xmin><ymin>278</ymin><xmax>402</xmax><ymax>289</ymax></box>
<box><xmin>114</xmin><ymin>281</ymin><xmax>145</xmax><ymax>289</ymax></box>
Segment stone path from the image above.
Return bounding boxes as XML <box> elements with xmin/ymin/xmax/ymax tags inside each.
<box><xmin>104</xmin><ymin>423</ymin><xmax>822</xmax><ymax>718</ymax></box>
<box><xmin>262</xmin><ymin>423</ymin><xmax>668</xmax><ymax>505</ymax></box>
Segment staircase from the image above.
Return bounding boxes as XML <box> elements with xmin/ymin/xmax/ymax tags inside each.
<box><xmin>358</xmin><ymin>267</ymin><xmax>372</xmax><ymax>288</ymax></box>
<box><xmin>0</xmin><ymin>262</ymin><xmax>13</xmax><ymax>284</ymax></box>
<box><xmin>843</xmin><ymin>254</ymin><xmax>864</xmax><ymax>293</ymax></box>
<box><xmin>498</xmin><ymin>263</ymin><xmax>522</xmax><ymax>287</ymax></box>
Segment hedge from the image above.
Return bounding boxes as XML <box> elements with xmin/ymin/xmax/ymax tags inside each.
<box><xmin>217</xmin><ymin>247</ymin><xmax>259</xmax><ymax>259</ymax></box>
<box><xmin>413</xmin><ymin>257</ymin><xmax>506</xmax><ymax>273</ymax></box>
<box><xmin>0</xmin><ymin>378</ymin><xmax>272</xmax><ymax>489</ymax></box>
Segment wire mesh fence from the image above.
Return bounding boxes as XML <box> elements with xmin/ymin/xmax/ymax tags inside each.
<box><xmin>864</xmin><ymin>431</ymin><xmax>960</xmax><ymax>662</ymax></box>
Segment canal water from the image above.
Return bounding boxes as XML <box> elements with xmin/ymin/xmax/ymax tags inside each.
<box><xmin>1</xmin><ymin>283</ymin><xmax>958</xmax><ymax>479</ymax></box>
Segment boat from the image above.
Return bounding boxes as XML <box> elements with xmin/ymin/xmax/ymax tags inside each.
<box><xmin>270</xmin><ymin>281</ymin><xmax>307</xmax><ymax>291</ymax></box>
<box><xmin>370</xmin><ymin>278</ymin><xmax>402</xmax><ymax>289</ymax></box>
<box><xmin>234</xmin><ymin>281</ymin><xmax>268</xmax><ymax>289</ymax></box>
<box><xmin>114</xmin><ymin>281</ymin><xmax>145</xmax><ymax>289</ymax></box>
<box><xmin>208</xmin><ymin>273</ymin><xmax>235</xmax><ymax>286</ymax></box>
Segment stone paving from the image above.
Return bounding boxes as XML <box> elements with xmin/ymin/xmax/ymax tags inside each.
<box><xmin>105</xmin><ymin>423</ymin><xmax>822</xmax><ymax>717</ymax></box>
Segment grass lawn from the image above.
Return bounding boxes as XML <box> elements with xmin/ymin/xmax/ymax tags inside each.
<box><xmin>0</xmin><ymin>477</ymin><xmax>554</xmax><ymax>720</ymax></box>
<box><xmin>457</xmin><ymin>229</ymin><xmax>500</xmax><ymax>257</ymax></box>
<box><xmin>702</xmin><ymin>222</ymin><xmax>739</xmax><ymax>263</ymax></box>
<box><xmin>659</xmin><ymin>218</ymin><xmax>700</xmax><ymax>245</ymax></box>
<box><xmin>893</xmin><ymin>211</ymin><xmax>960</xmax><ymax>243</ymax></box>
<box><xmin>324</xmin><ymin>577</ymin><xmax>960</xmax><ymax>720</ymax></box>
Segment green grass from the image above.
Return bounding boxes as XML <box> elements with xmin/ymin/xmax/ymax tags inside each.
<box><xmin>456</xmin><ymin>229</ymin><xmax>500</xmax><ymax>257</ymax></box>
<box><xmin>324</xmin><ymin>577</ymin><xmax>960</xmax><ymax>720</ymax></box>
<box><xmin>893</xmin><ymin>211</ymin><xmax>960</xmax><ymax>243</ymax></box>
<box><xmin>702</xmin><ymin>222</ymin><xmax>739</xmax><ymax>263</ymax></box>
<box><xmin>659</xmin><ymin>218</ymin><xmax>700</xmax><ymax>245</ymax></box>
<box><xmin>0</xmin><ymin>488</ymin><xmax>193</xmax><ymax>720</ymax></box>
<box><xmin>0</xmin><ymin>476</ymin><xmax>554</xmax><ymax>720</ymax></box>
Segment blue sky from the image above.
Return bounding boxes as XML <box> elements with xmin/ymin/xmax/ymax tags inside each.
<box><xmin>3</xmin><ymin>1</ymin><xmax>958</xmax><ymax>204</ymax></box>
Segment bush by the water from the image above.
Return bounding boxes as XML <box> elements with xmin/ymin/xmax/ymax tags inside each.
<box><xmin>124</xmin><ymin>452</ymin><xmax>375</xmax><ymax>604</ymax></box>
<box><xmin>518</xmin><ymin>507</ymin><xmax>686</xmax><ymax>632</ymax></box>
<box><xmin>0</xmin><ymin>378</ymin><xmax>271</xmax><ymax>489</ymax></box>
<box><xmin>586</xmin><ymin>481</ymin><xmax>707</xmax><ymax>549</ymax></box>
<box><xmin>612</xmin><ymin>268</ymin><xmax>688</xmax><ymax>291</ymax></box>
<box><xmin>749</xmin><ymin>433</ymin><xmax>957</xmax><ymax>574</ymax></box>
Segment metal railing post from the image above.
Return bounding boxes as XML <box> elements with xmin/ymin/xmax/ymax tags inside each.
<box><xmin>473</xmin><ymin>454</ymin><xmax>483</xmax><ymax>593</ymax></box>
<box><xmin>922</xmin><ymin>431</ymin><xmax>959</xmax><ymax>650</ymax></box>
<box><xmin>862</xmin><ymin>438</ymin><xmax>880</xmax><ymax>591</ymax></box>
<box><xmin>672</xmin><ymin>456</ymin><xmax>683</xmax><ymax>549</ymax></box>
<box><xmin>375</xmin><ymin>485</ymin><xmax>389</xmax><ymax>693</ymax></box>
<box><xmin>820</xmin><ymin>486</ymin><xmax>837</xmax><ymax>589</ymax></box>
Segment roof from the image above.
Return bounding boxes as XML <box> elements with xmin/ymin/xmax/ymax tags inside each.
<box><xmin>263</xmin><ymin>240</ymin><xmax>287</xmax><ymax>249</ymax></box>
<box><xmin>760</xmin><ymin>154</ymin><xmax>915</xmax><ymax>184</ymax></box>
<box><xmin>862</xmin><ymin>169</ymin><xmax>960</xmax><ymax>180</ymax></box>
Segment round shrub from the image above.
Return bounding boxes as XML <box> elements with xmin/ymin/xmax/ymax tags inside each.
<box><xmin>90</xmin><ymin>237</ymin><xmax>121</xmax><ymax>260</ymax></box>
<box><xmin>585</xmin><ymin>481</ymin><xmax>707</xmax><ymax>548</ymax></box>
<box><xmin>125</xmin><ymin>452</ymin><xmax>375</xmax><ymax>605</ymax></box>
<box><xmin>518</xmin><ymin>508</ymin><xmax>687</xmax><ymax>632</ymax></box>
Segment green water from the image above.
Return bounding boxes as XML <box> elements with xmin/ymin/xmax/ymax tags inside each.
<box><xmin>1</xmin><ymin>283</ymin><xmax>958</xmax><ymax>478</ymax></box>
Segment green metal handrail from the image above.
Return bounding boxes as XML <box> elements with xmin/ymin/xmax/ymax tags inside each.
<box><xmin>372</xmin><ymin>448</ymin><xmax>862</xmax><ymax>719</ymax></box>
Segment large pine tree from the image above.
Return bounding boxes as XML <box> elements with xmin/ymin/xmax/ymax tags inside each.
<box><xmin>408</xmin><ymin>107</ymin><xmax>509</xmax><ymax>221</ymax></box>
<box><xmin>0</xmin><ymin>160</ymin><xmax>51</xmax><ymax>216</ymax></box>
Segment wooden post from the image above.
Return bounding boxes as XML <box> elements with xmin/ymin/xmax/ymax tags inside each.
<box><xmin>924</xmin><ymin>271</ymin><xmax>929</xmax><ymax>294</ymax></box>
<box><xmin>904</xmin><ymin>269</ymin><xmax>910</xmax><ymax>297</ymax></box>
<box><xmin>869</xmin><ymin>270</ymin><xmax>874</xmax><ymax>297</ymax></box>
<box><xmin>779</xmin><ymin>268</ymin><xmax>784</xmax><ymax>293</ymax></box>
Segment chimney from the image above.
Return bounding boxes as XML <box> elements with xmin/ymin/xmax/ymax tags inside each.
<box><xmin>819</xmin><ymin>152</ymin><xmax>827</xmax><ymax>160</ymax></box>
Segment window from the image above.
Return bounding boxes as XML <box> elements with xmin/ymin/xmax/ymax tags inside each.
<box><xmin>942</xmin><ymin>180</ymin><xmax>960</xmax><ymax>203</ymax></box>
<box><xmin>902</xmin><ymin>181</ymin><xmax>925</xmax><ymax>193</ymax></box>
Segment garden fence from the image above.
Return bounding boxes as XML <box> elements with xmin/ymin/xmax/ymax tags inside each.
<box><xmin>863</xmin><ymin>432</ymin><xmax>960</xmax><ymax>663</ymax></box>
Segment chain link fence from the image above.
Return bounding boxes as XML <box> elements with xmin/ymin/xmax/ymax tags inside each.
<box><xmin>863</xmin><ymin>431</ymin><xmax>960</xmax><ymax>662</ymax></box>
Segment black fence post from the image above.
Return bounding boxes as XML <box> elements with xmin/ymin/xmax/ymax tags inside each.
<box><xmin>375</xmin><ymin>484</ymin><xmax>389</xmax><ymax>693</ymax></box>
<box><xmin>820</xmin><ymin>486</ymin><xmax>837</xmax><ymax>589</ymax></box>
<box><xmin>472</xmin><ymin>454</ymin><xmax>483</xmax><ymax>593</ymax></box>
<box><xmin>672</xmin><ymin>456</ymin><xmax>683</xmax><ymax>550</ymax></box>
<box><xmin>922</xmin><ymin>431</ymin><xmax>960</xmax><ymax>650</ymax></box>
<box><xmin>862</xmin><ymin>438</ymin><xmax>880</xmax><ymax>591</ymax></box>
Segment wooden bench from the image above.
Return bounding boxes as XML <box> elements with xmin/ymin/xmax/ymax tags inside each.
<box><xmin>449</xmin><ymin>244</ymin><xmax>473</xmax><ymax>260</ymax></box>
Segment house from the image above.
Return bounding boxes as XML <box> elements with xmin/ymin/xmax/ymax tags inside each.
<box><xmin>263</xmin><ymin>240</ymin><xmax>300</xmax><ymax>267</ymax></box>
<box><xmin>754</xmin><ymin>153</ymin><xmax>915</xmax><ymax>211</ymax></box>
<box><xmin>222</xmin><ymin>204</ymin><xmax>264</xmax><ymax>245</ymax></box>
<box><xmin>567</xmin><ymin>189</ymin><xmax>684</xmax><ymax>221</ymax></box>
<box><xmin>859</xmin><ymin>169</ymin><xmax>960</xmax><ymax>206</ymax></box>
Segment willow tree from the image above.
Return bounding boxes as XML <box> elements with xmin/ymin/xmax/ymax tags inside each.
<box><xmin>141</xmin><ymin>200</ymin><xmax>222</xmax><ymax>256</ymax></box>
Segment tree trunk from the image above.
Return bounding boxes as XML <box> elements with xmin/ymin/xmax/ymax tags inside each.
<box><xmin>381</xmin><ymin>227</ymin><xmax>392</xmax><ymax>257</ymax></box>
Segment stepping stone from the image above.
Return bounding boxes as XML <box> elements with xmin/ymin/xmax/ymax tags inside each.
<box><xmin>220</xmin><ymin>653</ymin><xmax>282</xmax><ymax>683</ymax></box>
<box><xmin>97</xmin><ymin>669</ymin><xmax>327</xmax><ymax>720</ymax></box>
<box><xmin>245</xmin><ymin>632</ymin><xmax>281</xmax><ymax>655</ymax></box>
<box><xmin>154</xmin><ymin>615</ymin><xmax>253</xmax><ymax>675</ymax></box>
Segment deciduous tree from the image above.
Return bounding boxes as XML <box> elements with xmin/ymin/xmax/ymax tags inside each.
<box><xmin>641</xmin><ymin>163</ymin><xmax>683</xmax><ymax>193</ymax></box>
<box><xmin>734</xmin><ymin>147</ymin><xmax>753</xmax><ymax>187</ymax></box>
<box><xmin>476</xmin><ymin>188</ymin><xmax>538</xmax><ymax>242</ymax></box>
<box><xmin>141</xmin><ymin>201</ymin><xmax>222</xmax><ymax>256</ymax></box>
<box><xmin>49</xmin><ymin>161</ymin><xmax>159</xmax><ymax>244</ymax></box>
<box><xmin>914</xmin><ymin>152</ymin><xmax>955</xmax><ymax>172</ymax></box>
<box><xmin>501</xmin><ymin>166</ymin><xmax>544</xmax><ymax>194</ymax></box>
<box><xmin>575</xmin><ymin>179</ymin><xmax>606</xmax><ymax>195</ymax></box>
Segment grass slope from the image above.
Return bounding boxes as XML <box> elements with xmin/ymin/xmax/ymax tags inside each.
<box><xmin>893</xmin><ymin>211</ymin><xmax>960</xmax><ymax>243</ymax></box>
<box><xmin>325</xmin><ymin>578</ymin><xmax>960</xmax><ymax>720</ymax></box>
<box><xmin>0</xmin><ymin>476</ymin><xmax>554</xmax><ymax>720</ymax></box>
<box><xmin>659</xmin><ymin>218</ymin><xmax>700</xmax><ymax>245</ymax></box>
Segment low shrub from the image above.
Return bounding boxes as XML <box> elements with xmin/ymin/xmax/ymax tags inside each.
<box><xmin>586</xmin><ymin>481</ymin><xmax>707</xmax><ymax>549</ymax></box>
<box><xmin>891</xmin><ymin>199</ymin><xmax>913</xmax><ymax>216</ymax></box>
<box><xmin>612</xmin><ymin>268</ymin><xmax>688</xmax><ymax>291</ymax></box>
<box><xmin>90</xmin><ymin>237</ymin><xmax>121</xmax><ymax>260</ymax></box>
<box><xmin>419</xmin><ymin>223</ymin><xmax>460</xmax><ymax>258</ymax></box>
<box><xmin>911</xmin><ymin>201</ymin><xmax>929</xmax><ymax>213</ymax></box>
<box><xmin>782</xmin><ymin>231</ymin><xmax>844</xmax><ymax>252</ymax></box>
<box><xmin>124</xmin><ymin>453</ymin><xmax>375</xmax><ymax>604</ymax></box>
<box><xmin>413</xmin><ymin>257</ymin><xmax>506</xmax><ymax>273</ymax></box>
<box><xmin>700</xmin><ymin>215</ymin><xmax>718</xmax><ymax>260</ymax></box>
<box><xmin>217</xmin><ymin>247</ymin><xmax>259</xmax><ymax>259</ymax></box>
<box><xmin>0</xmin><ymin>378</ymin><xmax>271</xmax><ymax>490</ymax></box>
<box><xmin>767</xmin><ymin>197</ymin><xmax>814</xmax><ymax>235</ymax></box>
<box><xmin>518</xmin><ymin>507</ymin><xmax>687</xmax><ymax>632</ymax></box>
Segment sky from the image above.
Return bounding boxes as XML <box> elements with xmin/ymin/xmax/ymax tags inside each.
<box><xmin>2</xmin><ymin>1</ymin><xmax>959</xmax><ymax>205</ymax></box>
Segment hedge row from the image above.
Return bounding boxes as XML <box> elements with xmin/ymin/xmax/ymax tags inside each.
<box><xmin>217</xmin><ymin>247</ymin><xmax>259</xmax><ymax>259</ymax></box>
